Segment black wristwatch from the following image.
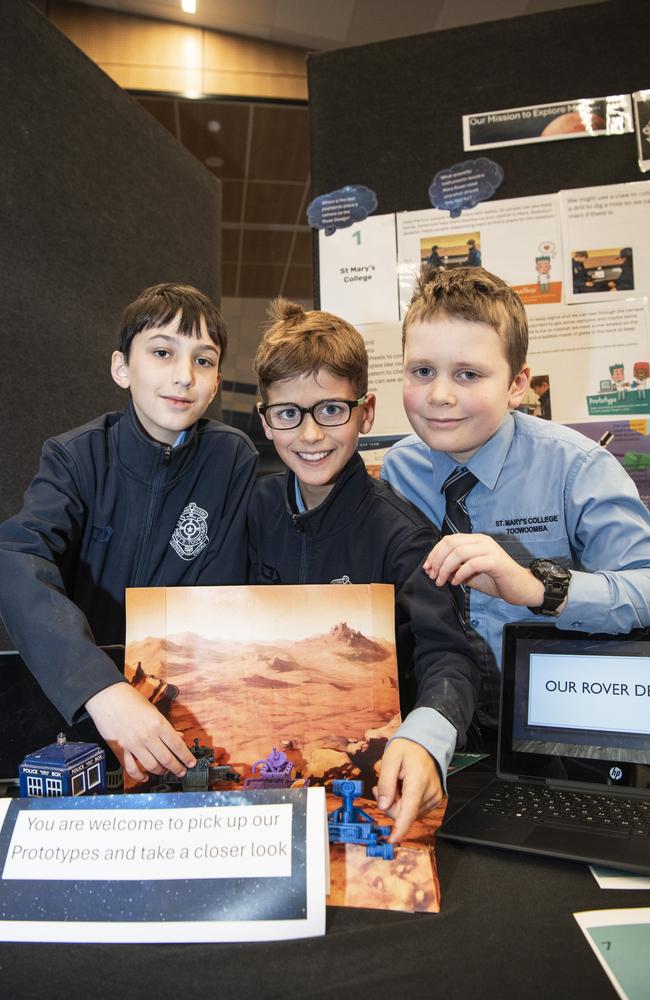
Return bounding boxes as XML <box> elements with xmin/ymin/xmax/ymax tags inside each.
<box><xmin>527</xmin><ymin>559</ymin><xmax>572</xmax><ymax>616</ymax></box>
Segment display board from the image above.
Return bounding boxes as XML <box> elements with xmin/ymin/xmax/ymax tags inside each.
<box><xmin>307</xmin><ymin>0</ymin><xmax>650</xmax><ymax>494</ymax></box>
<box><xmin>308</xmin><ymin>0</ymin><xmax>648</xmax><ymax>224</ymax></box>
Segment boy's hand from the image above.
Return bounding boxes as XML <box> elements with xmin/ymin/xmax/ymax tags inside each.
<box><xmin>85</xmin><ymin>682</ymin><xmax>196</xmax><ymax>782</ymax></box>
<box><xmin>373</xmin><ymin>738</ymin><xmax>443</xmax><ymax>844</ymax></box>
<box><xmin>423</xmin><ymin>533</ymin><xmax>547</xmax><ymax>608</ymax></box>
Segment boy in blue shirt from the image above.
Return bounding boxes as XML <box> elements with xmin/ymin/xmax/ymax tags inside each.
<box><xmin>0</xmin><ymin>283</ymin><xmax>257</xmax><ymax>782</ymax></box>
<box><xmin>383</xmin><ymin>266</ymin><xmax>650</xmax><ymax>733</ymax></box>
<box><xmin>248</xmin><ymin>298</ymin><xmax>480</xmax><ymax>842</ymax></box>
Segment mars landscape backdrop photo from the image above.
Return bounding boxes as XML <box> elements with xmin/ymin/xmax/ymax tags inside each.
<box><xmin>125</xmin><ymin>584</ymin><xmax>401</xmax><ymax>784</ymax></box>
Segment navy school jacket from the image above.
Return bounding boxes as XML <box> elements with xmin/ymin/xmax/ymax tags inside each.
<box><xmin>0</xmin><ymin>401</ymin><xmax>258</xmax><ymax>722</ymax></box>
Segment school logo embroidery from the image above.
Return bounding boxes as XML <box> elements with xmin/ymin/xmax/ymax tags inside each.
<box><xmin>170</xmin><ymin>502</ymin><xmax>209</xmax><ymax>561</ymax></box>
<box><xmin>330</xmin><ymin>575</ymin><xmax>351</xmax><ymax>584</ymax></box>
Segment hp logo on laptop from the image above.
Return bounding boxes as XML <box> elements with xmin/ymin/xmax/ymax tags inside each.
<box><xmin>609</xmin><ymin>766</ymin><xmax>623</xmax><ymax>781</ymax></box>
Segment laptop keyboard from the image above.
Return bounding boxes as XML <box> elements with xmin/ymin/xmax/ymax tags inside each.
<box><xmin>480</xmin><ymin>782</ymin><xmax>650</xmax><ymax>837</ymax></box>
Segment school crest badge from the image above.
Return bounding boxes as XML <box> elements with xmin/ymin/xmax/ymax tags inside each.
<box><xmin>170</xmin><ymin>502</ymin><xmax>209</xmax><ymax>561</ymax></box>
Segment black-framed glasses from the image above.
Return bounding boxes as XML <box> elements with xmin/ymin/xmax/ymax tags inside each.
<box><xmin>258</xmin><ymin>395</ymin><xmax>368</xmax><ymax>430</ymax></box>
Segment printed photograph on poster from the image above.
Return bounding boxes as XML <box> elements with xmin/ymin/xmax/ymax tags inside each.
<box><xmin>633</xmin><ymin>90</ymin><xmax>650</xmax><ymax>172</ymax></box>
<box><xmin>566</xmin><ymin>419</ymin><xmax>650</xmax><ymax>511</ymax></box>
<box><xmin>397</xmin><ymin>194</ymin><xmax>563</xmax><ymax>316</ymax></box>
<box><xmin>570</xmin><ymin>247</ymin><xmax>635</xmax><ymax>297</ymax></box>
<box><xmin>418</xmin><ymin>232</ymin><xmax>481</xmax><ymax>270</ymax></box>
<box><xmin>318</xmin><ymin>212</ymin><xmax>399</xmax><ymax>325</ymax></box>
<box><xmin>525</xmin><ymin>298</ymin><xmax>650</xmax><ymax>424</ymax></box>
<box><xmin>359</xmin><ymin>321</ymin><xmax>412</xmax><ymax>448</ymax></box>
<box><xmin>561</xmin><ymin>181</ymin><xmax>650</xmax><ymax>304</ymax></box>
<box><xmin>463</xmin><ymin>94</ymin><xmax>633</xmax><ymax>151</ymax></box>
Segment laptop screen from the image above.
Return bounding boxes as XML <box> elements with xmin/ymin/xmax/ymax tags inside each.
<box><xmin>499</xmin><ymin>624</ymin><xmax>650</xmax><ymax>791</ymax></box>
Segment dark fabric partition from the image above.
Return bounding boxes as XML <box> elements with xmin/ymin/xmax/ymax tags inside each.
<box><xmin>308</xmin><ymin>0</ymin><xmax>650</xmax><ymax>300</ymax></box>
<box><xmin>0</xmin><ymin>1</ymin><xmax>222</xmax><ymax>528</ymax></box>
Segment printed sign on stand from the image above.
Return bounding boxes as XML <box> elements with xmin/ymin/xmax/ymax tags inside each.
<box><xmin>0</xmin><ymin>788</ymin><xmax>327</xmax><ymax>943</ymax></box>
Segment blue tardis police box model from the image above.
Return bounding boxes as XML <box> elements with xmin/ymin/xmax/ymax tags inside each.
<box><xmin>19</xmin><ymin>733</ymin><xmax>106</xmax><ymax>798</ymax></box>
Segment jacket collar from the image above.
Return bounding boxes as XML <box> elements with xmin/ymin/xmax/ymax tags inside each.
<box><xmin>285</xmin><ymin>452</ymin><xmax>371</xmax><ymax>536</ymax></box>
<box><xmin>113</xmin><ymin>400</ymin><xmax>200</xmax><ymax>481</ymax></box>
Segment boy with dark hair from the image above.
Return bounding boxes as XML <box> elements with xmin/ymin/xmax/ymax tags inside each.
<box><xmin>572</xmin><ymin>250</ymin><xmax>594</xmax><ymax>293</ymax></box>
<box><xmin>383</xmin><ymin>266</ymin><xmax>650</xmax><ymax>735</ymax></box>
<box><xmin>248</xmin><ymin>298</ymin><xmax>480</xmax><ymax>842</ymax></box>
<box><xmin>0</xmin><ymin>283</ymin><xmax>257</xmax><ymax>781</ymax></box>
<box><xmin>465</xmin><ymin>239</ymin><xmax>481</xmax><ymax>267</ymax></box>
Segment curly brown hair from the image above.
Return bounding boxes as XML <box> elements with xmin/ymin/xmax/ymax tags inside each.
<box><xmin>255</xmin><ymin>297</ymin><xmax>368</xmax><ymax>402</ymax></box>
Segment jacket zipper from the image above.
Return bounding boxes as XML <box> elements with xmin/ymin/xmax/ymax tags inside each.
<box><xmin>291</xmin><ymin>512</ymin><xmax>309</xmax><ymax>584</ymax></box>
<box><xmin>132</xmin><ymin>445</ymin><xmax>172</xmax><ymax>584</ymax></box>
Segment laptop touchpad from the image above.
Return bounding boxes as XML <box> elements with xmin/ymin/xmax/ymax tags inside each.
<box><xmin>524</xmin><ymin>826</ymin><xmax>628</xmax><ymax>856</ymax></box>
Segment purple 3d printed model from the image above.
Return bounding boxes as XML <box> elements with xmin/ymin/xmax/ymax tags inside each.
<box><xmin>244</xmin><ymin>746</ymin><xmax>303</xmax><ymax>790</ymax></box>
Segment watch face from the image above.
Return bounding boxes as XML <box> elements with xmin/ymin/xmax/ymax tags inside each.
<box><xmin>531</xmin><ymin>559</ymin><xmax>571</xmax><ymax>583</ymax></box>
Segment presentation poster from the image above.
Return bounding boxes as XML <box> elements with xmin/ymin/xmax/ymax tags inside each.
<box><xmin>526</xmin><ymin>298</ymin><xmax>650</xmax><ymax>424</ymax></box>
<box><xmin>397</xmin><ymin>194</ymin><xmax>563</xmax><ymax>316</ymax></box>
<box><xmin>359</xmin><ymin>321</ymin><xmax>411</xmax><ymax>446</ymax></box>
<box><xmin>561</xmin><ymin>181</ymin><xmax>650</xmax><ymax>304</ymax></box>
<box><xmin>566</xmin><ymin>419</ymin><xmax>650</xmax><ymax>511</ymax></box>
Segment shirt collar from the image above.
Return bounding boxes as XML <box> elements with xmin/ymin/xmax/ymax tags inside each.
<box><xmin>429</xmin><ymin>412</ymin><xmax>515</xmax><ymax>492</ymax></box>
<box><xmin>294</xmin><ymin>476</ymin><xmax>307</xmax><ymax>513</ymax></box>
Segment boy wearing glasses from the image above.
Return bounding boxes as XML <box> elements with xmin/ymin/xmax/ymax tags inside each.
<box><xmin>248</xmin><ymin>298</ymin><xmax>480</xmax><ymax>842</ymax></box>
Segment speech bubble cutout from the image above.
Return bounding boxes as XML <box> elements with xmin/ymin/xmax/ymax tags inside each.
<box><xmin>307</xmin><ymin>185</ymin><xmax>378</xmax><ymax>236</ymax></box>
<box><xmin>428</xmin><ymin>158</ymin><xmax>504</xmax><ymax>218</ymax></box>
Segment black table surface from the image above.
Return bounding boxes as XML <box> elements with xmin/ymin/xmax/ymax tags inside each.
<box><xmin>2</xmin><ymin>759</ymin><xmax>648</xmax><ymax>1000</ymax></box>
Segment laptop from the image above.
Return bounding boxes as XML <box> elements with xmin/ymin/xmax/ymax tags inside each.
<box><xmin>0</xmin><ymin>646</ymin><xmax>124</xmax><ymax>789</ymax></box>
<box><xmin>438</xmin><ymin>623</ymin><xmax>650</xmax><ymax>874</ymax></box>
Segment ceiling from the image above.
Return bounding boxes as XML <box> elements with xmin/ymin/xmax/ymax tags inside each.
<box><xmin>62</xmin><ymin>0</ymin><xmax>605</xmax><ymax>50</ymax></box>
<box><xmin>70</xmin><ymin>0</ymin><xmax>609</xmax><ymax>301</ymax></box>
<box><xmin>135</xmin><ymin>94</ymin><xmax>313</xmax><ymax>299</ymax></box>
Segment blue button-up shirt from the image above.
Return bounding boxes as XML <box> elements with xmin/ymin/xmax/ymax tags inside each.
<box><xmin>383</xmin><ymin>411</ymin><xmax>650</xmax><ymax>725</ymax></box>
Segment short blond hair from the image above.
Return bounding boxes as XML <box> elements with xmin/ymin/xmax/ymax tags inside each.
<box><xmin>255</xmin><ymin>298</ymin><xmax>368</xmax><ymax>402</ymax></box>
<box><xmin>403</xmin><ymin>266</ymin><xmax>528</xmax><ymax>379</ymax></box>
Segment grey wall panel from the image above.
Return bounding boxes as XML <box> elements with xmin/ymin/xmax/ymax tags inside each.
<box><xmin>0</xmin><ymin>1</ymin><xmax>222</xmax><ymax>524</ymax></box>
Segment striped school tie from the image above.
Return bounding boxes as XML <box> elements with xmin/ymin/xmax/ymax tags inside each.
<box><xmin>440</xmin><ymin>466</ymin><xmax>478</xmax><ymax>623</ymax></box>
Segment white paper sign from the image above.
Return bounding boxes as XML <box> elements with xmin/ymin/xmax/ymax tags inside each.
<box><xmin>575</xmin><ymin>907</ymin><xmax>650</xmax><ymax>1000</ymax></box>
<box><xmin>3</xmin><ymin>803</ymin><xmax>292</xmax><ymax>881</ymax></box>
<box><xmin>0</xmin><ymin>788</ymin><xmax>327</xmax><ymax>943</ymax></box>
<box><xmin>318</xmin><ymin>212</ymin><xmax>399</xmax><ymax>324</ymax></box>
